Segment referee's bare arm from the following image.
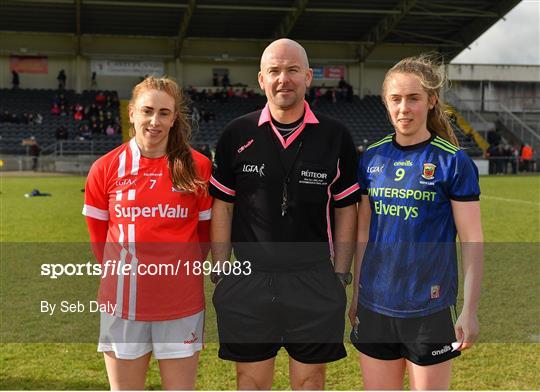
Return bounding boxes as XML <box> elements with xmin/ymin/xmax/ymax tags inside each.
<box><xmin>210</xmin><ymin>199</ymin><xmax>234</xmax><ymax>266</ymax></box>
<box><xmin>333</xmin><ymin>204</ymin><xmax>358</xmax><ymax>274</ymax></box>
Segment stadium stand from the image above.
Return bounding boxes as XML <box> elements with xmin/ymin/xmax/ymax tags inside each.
<box><xmin>1</xmin><ymin>88</ymin><xmax>482</xmax><ymax>159</ymax></box>
<box><xmin>0</xmin><ymin>88</ymin><xmax>122</xmax><ymax>156</ymax></box>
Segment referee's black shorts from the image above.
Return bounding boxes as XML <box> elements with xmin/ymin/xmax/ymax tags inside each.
<box><xmin>350</xmin><ymin>304</ymin><xmax>461</xmax><ymax>366</ymax></box>
<box><xmin>212</xmin><ymin>262</ymin><xmax>347</xmax><ymax>364</ymax></box>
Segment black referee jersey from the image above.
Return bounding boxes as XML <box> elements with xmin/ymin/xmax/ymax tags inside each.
<box><xmin>210</xmin><ymin>101</ymin><xmax>360</xmax><ymax>271</ymax></box>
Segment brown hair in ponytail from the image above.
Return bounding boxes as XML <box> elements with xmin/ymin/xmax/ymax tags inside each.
<box><xmin>382</xmin><ymin>54</ymin><xmax>459</xmax><ymax>147</ymax></box>
<box><xmin>129</xmin><ymin>76</ymin><xmax>206</xmax><ymax>193</ymax></box>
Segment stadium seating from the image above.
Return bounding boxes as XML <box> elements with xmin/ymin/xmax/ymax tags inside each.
<box><xmin>190</xmin><ymin>93</ymin><xmax>482</xmax><ymax>155</ymax></box>
<box><xmin>1</xmin><ymin>88</ymin><xmax>481</xmax><ymax>157</ymax></box>
<box><xmin>0</xmin><ymin>88</ymin><xmax>122</xmax><ymax>155</ymax></box>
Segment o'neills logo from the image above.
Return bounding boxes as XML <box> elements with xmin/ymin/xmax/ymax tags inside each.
<box><xmin>184</xmin><ymin>332</ymin><xmax>199</xmax><ymax>344</ymax></box>
<box><xmin>301</xmin><ymin>170</ymin><xmax>327</xmax><ymax>179</ymax></box>
<box><xmin>243</xmin><ymin>163</ymin><xmax>265</xmax><ymax>177</ymax></box>
<box><xmin>237</xmin><ymin>139</ymin><xmax>254</xmax><ymax>154</ymax></box>
<box><xmin>114</xmin><ymin>204</ymin><xmax>188</xmax><ymax>221</ymax></box>
<box><xmin>116</xmin><ymin>178</ymin><xmax>136</xmax><ymax>186</ymax></box>
<box><xmin>432</xmin><ymin>345</ymin><xmax>452</xmax><ymax>356</ymax></box>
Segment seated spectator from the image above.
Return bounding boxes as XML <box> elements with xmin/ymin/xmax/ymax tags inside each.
<box><xmin>20</xmin><ymin>113</ymin><xmax>30</xmax><ymax>124</ymax></box>
<box><xmin>51</xmin><ymin>104</ymin><xmax>61</xmax><ymax>115</ymax></box>
<box><xmin>197</xmin><ymin>144</ymin><xmax>212</xmax><ymax>161</ymax></box>
<box><xmin>1</xmin><ymin>110</ymin><xmax>10</xmax><ymax>123</ymax></box>
<box><xmin>86</xmin><ymin>103</ymin><xmax>99</xmax><ymax>118</ymax></box>
<box><xmin>59</xmin><ymin>105</ymin><xmax>68</xmax><ymax>117</ymax></box>
<box><xmin>89</xmin><ymin>117</ymin><xmax>101</xmax><ymax>134</ymax></box>
<box><xmin>95</xmin><ymin>91</ymin><xmax>106</xmax><ymax>104</ymax></box>
<box><xmin>74</xmin><ymin>104</ymin><xmax>84</xmax><ymax>121</ymax></box>
<box><xmin>78</xmin><ymin>124</ymin><xmax>92</xmax><ymax>140</ymax></box>
<box><xmin>105</xmin><ymin>124</ymin><xmax>117</xmax><ymax>136</ymax></box>
<box><xmin>10</xmin><ymin>113</ymin><xmax>20</xmax><ymax>123</ymax></box>
<box><xmin>34</xmin><ymin>113</ymin><xmax>43</xmax><ymax>125</ymax></box>
<box><xmin>191</xmin><ymin>106</ymin><xmax>201</xmax><ymax>124</ymax></box>
<box><xmin>58</xmin><ymin>93</ymin><xmax>67</xmax><ymax>106</ymax></box>
<box><xmin>55</xmin><ymin>126</ymin><xmax>69</xmax><ymax>140</ymax></box>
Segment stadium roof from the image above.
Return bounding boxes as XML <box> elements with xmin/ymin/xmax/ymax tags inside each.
<box><xmin>0</xmin><ymin>0</ymin><xmax>521</xmax><ymax>61</ymax></box>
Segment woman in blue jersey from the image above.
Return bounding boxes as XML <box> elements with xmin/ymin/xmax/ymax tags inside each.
<box><xmin>349</xmin><ymin>55</ymin><xmax>483</xmax><ymax>389</ymax></box>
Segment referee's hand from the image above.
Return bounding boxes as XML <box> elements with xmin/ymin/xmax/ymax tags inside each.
<box><xmin>454</xmin><ymin>311</ymin><xmax>479</xmax><ymax>351</ymax></box>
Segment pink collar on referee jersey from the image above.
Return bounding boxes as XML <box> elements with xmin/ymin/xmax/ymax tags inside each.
<box><xmin>258</xmin><ymin>100</ymin><xmax>319</xmax><ymax>149</ymax></box>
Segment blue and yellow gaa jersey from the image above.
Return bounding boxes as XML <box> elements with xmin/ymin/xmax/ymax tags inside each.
<box><xmin>358</xmin><ymin>133</ymin><xmax>480</xmax><ymax>318</ymax></box>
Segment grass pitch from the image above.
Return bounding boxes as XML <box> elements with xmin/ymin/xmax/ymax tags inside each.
<box><xmin>0</xmin><ymin>174</ymin><xmax>539</xmax><ymax>390</ymax></box>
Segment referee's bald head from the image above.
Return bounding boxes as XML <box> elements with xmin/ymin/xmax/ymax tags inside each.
<box><xmin>260</xmin><ymin>38</ymin><xmax>310</xmax><ymax>70</ymax></box>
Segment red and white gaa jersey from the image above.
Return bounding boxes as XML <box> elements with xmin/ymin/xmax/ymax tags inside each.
<box><xmin>83</xmin><ymin>138</ymin><xmax>212</xmax><ymax>321</ymax></box>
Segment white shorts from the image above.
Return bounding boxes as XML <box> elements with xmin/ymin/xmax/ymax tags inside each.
<box><xmin>98</xmin><ymin>310</ymin><xmax>204</xmax><ymax>360</ymax></box>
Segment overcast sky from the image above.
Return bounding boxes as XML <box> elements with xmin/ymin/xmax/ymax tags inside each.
<box><xmin>451</xmin><ymin>0</ymin><xmax>540</xmax><ymax>65</ymax></box>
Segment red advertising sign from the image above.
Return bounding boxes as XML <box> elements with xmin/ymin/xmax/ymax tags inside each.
<box><xmin>10</xmin><ymin>55</ymin><xmax>48</xmax><ymax>74</ymax></box>
<box><xmin>324</xmin><ymin>66</ymin><xmax>345</xmax><ymax>79</ymax></box>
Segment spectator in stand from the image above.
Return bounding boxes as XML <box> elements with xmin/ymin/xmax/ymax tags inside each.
<box><xmin>87</xmin><ymin>103</ymin><xmax>99</xmax><ymax>118</ymax></box>
<box><xmin>510</xmin><ymin>145</ymin><xmax>519</xmax><ymax>174</ymax></box>
<box><xmin>196</xmin><ymin>144</ymin><xmax>212</xmax><ymax>161</ymax></box>
<box><xmin>95</xmin><ymin>91</ymin><xmax>106</xmax><ymax>104</ymax></box>
<box><xmin>221</xmin><ymin>73</ymin><xmax>230</xmax><ymax>87</ymax></box>
<box><xmin>105</xmin><ymin>124</ymin><xmax>117</xmax><ymax>136</ymax></box>
<box><xmin>89</xmin><ymin>117</ymin><xmax>101</xmax><ymax>134</ymax></box>
<box><xmin>34</xmin><ymin>113</ymin><xmax>43</xmax><ymax>125</ymax></box>
<box><xmin>191</xmin><ymin>106</ymin><xmax>201</xmax><ymax>124</ymax></box>
<box><xmin>12</xmin><ymin>70</ymin><xmax>20</xmax><ymax>89</ymax></box>
<box><xmin>59</xmin><ymin>105</ymin><xmax>68</xmax><ymax>117</ymax></box>
<box><xmin>74</xmin><ymin>104</ymin><xmax>85</xmax><ymax>121</ymax></box>
<box><xmin>28</xmin><ymin>137</ymin><xmax>40</xmax><ymax>170</ymax></box>
<box><xmin>10</xmin><ymin>113</ymin><xmax>20</xmax><ymax>123</ymax></box>
<box><xmin>212</xmin><ymin>73</ymin><xmax>219</xmax><ymax>87</ymax></box>
<box><xmin>78</xmin><ymin>124</ymin><xmax>92</xmax><ymax>140</ymax></box>
<box><xmin>91</xmin><ymin>72</ymin><xmax>98</xmax><ymax>90</ymax></box>
<box><xmin>51</xmin><ymin>103</ymin><xmax>61</xmax><ymax>116</ymax></box>
<box><xmin>1</xmin><ymin>110</ymin><xmax>10</xmax><ymax>123</ymax></box>
<box><xmin>20</xmin><ymin>113</ymin><xmax>29</xmax><ymax>124</ymax></box>
<box><xmin>56</xmin><ymin>126</ymin><xmax>69</xmax><ymax>140</ymax></box>
<box><xmin>57</xmin><ymin>69</ymin><xmax>67</xmax><ymax>90</ymax></box>
<box><xmin>58</xmin><ymin>93</ymin><xmax>67</xmax><ymax>106</ymax></box>
<box><xmin>521</xmin><ymin>144</ymin><xmax>534</xmax><ymax>172</ymax></box>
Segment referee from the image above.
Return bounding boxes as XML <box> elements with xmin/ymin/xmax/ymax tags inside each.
<box><xmin>210</xmin><ymin>38</ymin><xmax>359</xmax><ymax>389</ymax></box>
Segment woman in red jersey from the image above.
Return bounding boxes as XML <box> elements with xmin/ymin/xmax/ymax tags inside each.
<box><xmin>83</xmin><ymin>76</ymin><xmax>212</xmax><ymax>390</ymax></box>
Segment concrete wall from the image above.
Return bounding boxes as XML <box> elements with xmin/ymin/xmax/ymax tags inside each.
<box><xmin>449</xmin><ymin>64</ymin><xmax>540</xmax><ymax>82</ymax></box>
<box><xmin>1</xmin><ymin>31</ymin><xmax>439</xmax><ymax>98</ymax></box>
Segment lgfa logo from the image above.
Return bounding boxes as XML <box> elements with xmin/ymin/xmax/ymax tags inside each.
<box><xmin>116</xmin><ymin>178</ymin><xmax>136</xmax><ymax>186</ymax></box>
<box><xmin>243</xmin><ymin>163</ymin><xmax>265</xmax><ymax>177</ymax></box>
<box><xmin>367</xmin><ymin>164</ymin><xmax>384</xmax><ymax>174</ymax></box>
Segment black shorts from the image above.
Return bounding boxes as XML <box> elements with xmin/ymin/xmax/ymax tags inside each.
<box><xmin>350</xmin><ymin>304</ymin><xmax>460</xmax><ymax>366</ymax></box>
<box><xmin>212</xmin><ymin>263</ymin><xmax>347</xmax><ymax>364</ymax></box>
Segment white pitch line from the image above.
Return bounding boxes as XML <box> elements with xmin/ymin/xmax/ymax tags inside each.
<box><xmin>481</xmin><ymin>195</ymin><xmax>540</xmax><ymax>207</ymax></box>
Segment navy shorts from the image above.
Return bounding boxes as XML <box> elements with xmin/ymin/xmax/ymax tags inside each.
<box><xmin>350</xmin><ymin>304</ymin><xmax>461</xmax><ymax>366</ymax></box>
<box><xmin>212</xmin><ymin>263</ymin><xmax>347</xmax><ymax>364</ymax></box>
